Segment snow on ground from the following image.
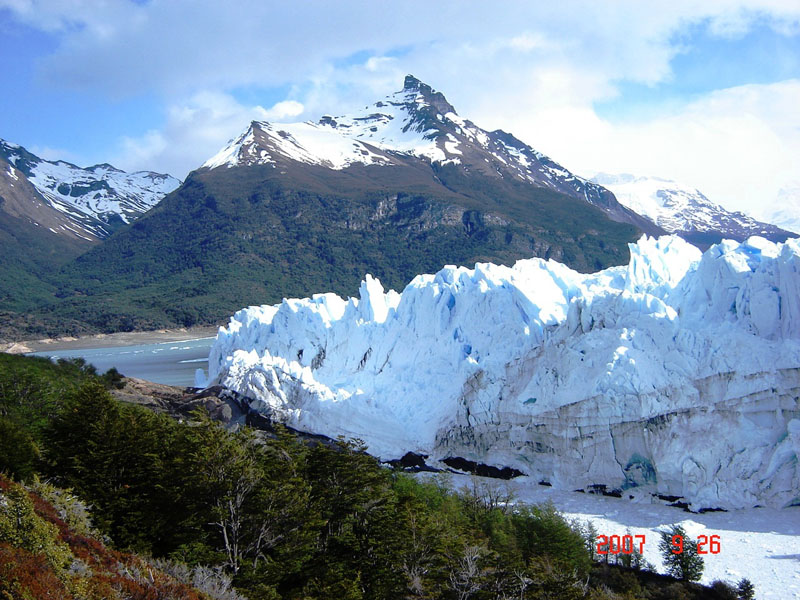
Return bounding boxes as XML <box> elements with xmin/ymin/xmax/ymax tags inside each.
<box><xmin>434</xmin><ymin>473</ymin><xmax>800</xmax><ymax>599</ymax></box>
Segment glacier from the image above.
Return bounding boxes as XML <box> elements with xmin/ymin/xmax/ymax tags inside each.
<box><xmin>206</xmin><ymin>235</ymin><xmax>800</xmax><ymax>509</ymax></box>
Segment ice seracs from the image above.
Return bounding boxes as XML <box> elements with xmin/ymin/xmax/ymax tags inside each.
<box><xmin>206</xmin><ymin>235</ymin><xmax>800</xmax><ymax>509</ymax></box>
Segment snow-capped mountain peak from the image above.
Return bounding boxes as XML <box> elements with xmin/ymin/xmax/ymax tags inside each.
<box><xmin>202</xmin><ymin>77</ymin><xmax>468</xmax><ymax>171</ymax></box>
<box><xmin>0</xmin><ymin>138</ymin><xmax>180</xmax><ymax>238</ymax></box>
<box><xmin>592</xmin><ymin>173</ymin><xmax>793</xmax><ymax>244</ymax></box>
<box><xmin>203</xmin><ymin>75</ymin><xmax>536</xmax><ymax>172</ymax></box>
<box><xmin>201</xmin><ymin>75</ymin><xmax>653</xmax><ymax>231</ymax></box>
<box><xmin>400</xmin><ymin>73</ymin><xmax>457</xmax><ymax>115</ymax></box>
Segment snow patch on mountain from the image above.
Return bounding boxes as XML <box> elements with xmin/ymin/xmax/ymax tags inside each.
<box><xmin>207</xmin><ymin>235</ymin><xmax>800</xmax><ymax>509</ymax></box>
<box><xmin>30</xmin><ymin>162</ymin><xmax>178</xmax><ymax>224</ymax></box>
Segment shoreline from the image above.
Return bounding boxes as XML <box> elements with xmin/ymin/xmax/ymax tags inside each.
<box><xmin>1</xmin><ymin>325</ymin><xmax>221</xmax><ymax>354</ymax></box>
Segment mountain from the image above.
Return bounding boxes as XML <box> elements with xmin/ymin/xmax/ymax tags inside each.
<box><xmin>0</xmin><ymin>139</ymin><xmax>180</xmax><ymax>239</ymax></box>
<box><xmin>1</xmin><ymin>152</ymin><xmax>99</xmax><ymax>243</ymax></box>
<box><xmin>26</xmin><ymin>76</ymin><xmax>652</xmax><ymax>336</ymax></box>
<box><xmin>760</xmin><ymin>184</ymin><xmax>800</xmax><ymax>235</ymax></box>
<box><xmin>204</xmin><ymin>75</ymin><xmax>658</xmax><ymax>234</ymax></box>
<box><xmin>592</xmin><ymin>173</ymin><xmax>795</xmax><ymax>248</ymax></box>
<box><xmin>207</xmin><ymin>234</ymin><xmax>800</xmax><ymax>510</ymax></box>
<box><xmin>0</xmin><ymin>153</ymin><xmax>96</xmax><ymax>316</ymax></box>
<box><xmin>0</xmin><ymin>140</ymin><xmax>179</xmax><ymax>337</ymax></box>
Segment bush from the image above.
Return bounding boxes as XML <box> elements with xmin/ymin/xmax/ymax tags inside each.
<box><xmin>28</xmin><ymin>477</ymin><xmax>97</xmax><ymax>538</ymax></box>
<box><xmin>711</xmin><ymin>579</ymin><xmax>739</xmax><ymax>600</ymax></box>
<box><xmin>0</xmin><ymin>482</ymin><xmax>73</xmax><ymax>572</ymax></box>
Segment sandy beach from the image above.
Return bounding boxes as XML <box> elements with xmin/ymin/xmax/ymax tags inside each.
<box><xmin>1</xmin><ymin>325</ymin><xmax>221</xmax><ymax>355</ymax></box>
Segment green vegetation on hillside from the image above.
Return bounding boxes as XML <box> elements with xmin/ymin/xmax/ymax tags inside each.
<box><xmin>0</xmin><ymin>475</ymin><xmax>235</xmax><ymax>600</ymax></box>
<box><xmin>9</xmin><ymin>163</ymin><xmax>638</xmax><ymax>338</ymax></box>
<box><xmin>0</xmin><ymin>353</ymin><xmax>754</xmax><ymax>599</ymax></box>
<box><xmin>0</xmin><ymin>201</ymin><xmax>100</xmax><ymax>341</ymax></box>
<box><xmin>0</xmin><ymin>211</ymin><xmax>90</xmax><ymax>311</ymax></box>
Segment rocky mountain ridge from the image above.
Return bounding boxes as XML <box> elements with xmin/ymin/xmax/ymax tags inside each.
<box><xmin>0</xmin><ymin>139</ymin><xmax>179</xmax><ymax>239</ymax></box>
<box><xmin>592</xmin><ymin>173</ymin><xmax>794</xmax><ymax>248</ymax></box>
<box><xmin>204</xmin><ymin>75</ymin><xmax>659</xmax><ymax>234</ymax></box>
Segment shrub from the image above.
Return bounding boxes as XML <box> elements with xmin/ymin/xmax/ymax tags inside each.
<box><xmin>711</xmin><ymin>579</ymin><xmax>739</xmax><ymax>600</ymax></box>
<box><xmin>28</xmin><ymin>477</ymin><xmax>97</xmax><ymax>538</ymax></box>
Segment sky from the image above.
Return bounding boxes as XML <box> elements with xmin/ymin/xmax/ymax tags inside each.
<box><xmin>0</xmin><ymin>0</ymin><xmax>798</xmax><ymax>220</ymax></box>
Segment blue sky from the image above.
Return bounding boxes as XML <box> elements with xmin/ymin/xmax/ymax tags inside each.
<box><xmin>0</xmin><ymin>0</ymin><xmax>798</xmax><ymax>217</ymax></box>
<box><xmin>596</xmin><ymin>20</ymin><xmax>800</xmax><ymax>121</ymax></box>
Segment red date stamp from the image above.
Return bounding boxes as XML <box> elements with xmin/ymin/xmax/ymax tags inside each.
<box><xmin>596</xmin><ymin>534</ymin><xmax>645</xmax><ymax>555</ymax></box>
<box><xmin>596</xmin><ymin>534</ymin><xmax>721</xmax><ymax>555</ymax></box>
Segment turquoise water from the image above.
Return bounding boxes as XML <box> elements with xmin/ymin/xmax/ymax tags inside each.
<box><xmin>30</xmin><ymin>337</ymin><xmax>215</xmax><ymax>387</ymax></box>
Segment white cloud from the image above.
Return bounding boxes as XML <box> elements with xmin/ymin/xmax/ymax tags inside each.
<box><xmin>4</xmin><ymin>0</ymin><xmax>799</xmax><ymax>216</ymax></box>
<box><xmin>28</xmin><ymin>144</ymin><xmax>82</xmax><ymax>165</ymax></box>
<box><xmin>5</xmin><ymin>1</ymin><xmax>792</xmax><ymax>97</ymax></box>
<box><xmin>264</xmin><ymin>100</ymin><xmax>304</xmax><ymax>120</ymax></box>
<box><xmin>537</xmin><ymin>80</ymin><xmax>800</xmax><ymax>218</ymax></box>
<box><xmin>114</xmin><ymin>93</ymin><xmax>305</xmax><ymax>177</ymax></box>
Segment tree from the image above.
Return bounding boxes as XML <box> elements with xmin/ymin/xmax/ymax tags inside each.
<box><xmin>304</xmin><ymin>437</ymin><xmax>406</xmax><ymax>597</ymax></box>
<box><xmin>186</xmin><ymin>415</ymin><xmax>266</xmax><ymax>575</ymax></box>
<box><xmin>526</xmin><ymin>555</ymin><xmax>587</xmax><ymax>600</ymax></box>
<box><xmin>575</xmin><ymin>519</ymin><xmax>598</xmax><ymax>561</ymax></box>
<box><xmin>658</xmin><ymin>525</ymin><xmax>703</xmax><ymax>582</ymax></box>
<box><xmin>737</xmin><ymin>577</ymin><xmax>756</xmax><ymax>600</ymax></box>
<box><xmin>510</xmin><ymin>502</ymin><xmax>591</xmax><ymax>575</ymax></box>
<box><xmin>0</xmin><ymin>417</ymin><xmax>39</xmax><ymax>481</ymax></box>
<box><xmin>45</xmin><ymin>381</ymin><xmax>185</xmax><ymax>552</ymax></box>
<box><xmin>616</xmin><ymin>528</ymin><xmax>652</xmax><ymax>571</ymax></box>
<box><xmin>448</xmin><ymin>544</ymin><xmax>489</xmax><ymax>600</ymax></box>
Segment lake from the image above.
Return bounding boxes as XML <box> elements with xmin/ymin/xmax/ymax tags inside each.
<box><xmin>30</xmin><ymin>336</ymin><xmax>215</xmax><ymax>387</ymax></box>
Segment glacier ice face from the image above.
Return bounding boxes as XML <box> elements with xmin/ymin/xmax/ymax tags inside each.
<box><xmin>207</xmin><ymin>235</ymin><xmax>800</xmax><ymax>509</ymax></box>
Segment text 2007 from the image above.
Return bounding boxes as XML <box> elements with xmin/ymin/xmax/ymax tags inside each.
<box><xmin>596</xmin><ymin>534</ymin><xmax>646</xmax><ymax>555</ymax></box>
